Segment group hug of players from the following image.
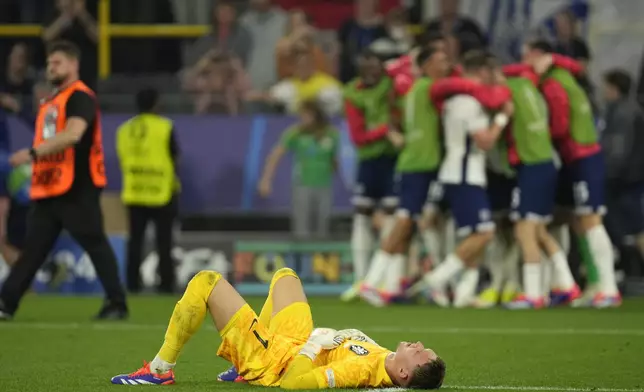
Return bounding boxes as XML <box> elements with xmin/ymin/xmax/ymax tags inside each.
<box><xmin>341</xmin><ymin>34</ymin><xmax>621</xmax><ymax>309</ymax></box>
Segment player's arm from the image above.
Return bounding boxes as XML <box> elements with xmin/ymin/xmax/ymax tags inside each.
<box><xmin>258</xmin><ymin>128</ymin><xmax>294</xmax><ymax>196</ymax></box>
<box><xmin>281</xmin><ymin>355</ymin><xmax>324</xmax><ymax>389</ymax></box>
<box><xmin>385</xmin><ymin>55</ymin><xmax>409</xmax><ymax>77</ymax></box>
<box><xmin>502</xmin><ymin>63</ymin><xmax>532</xmax><ymax>77</ymax></box>
<box><xmin>471</xmin><ymin>85</ymin><xmax>513</xmax><ymax>111</ymax></box>
<box><xmin>551</xmin><ymin>54</ymin><xmax>584</xmax><ymax>76</ymax></box>
<box><xmin>280</xmin><ymin>330</ymin><xmax>340</xmax><ymax>389</ymax></box>
<box><xmin>533</xmin><ymin>54</ymin><xmax>584</xmax><ymax>77</ymax></box>
<box><xmin>282</xmin><ymin>356</ymin><xmax>374</xmax><ymax>390</ymax></box>
<box><xmin>33</xmin><ymin>91</ymin><xmax>94</xmax><ymax>157</ymax></box>
<box><xmin>541</xmin><ymin>79</ymin><xmax>570</xmax><ymax>141</ymax></box>
<box><xmin>429</xmin><ymin>78</ymin><xmax>511</xmax><ymax>111</ymax></box>
<box><xmin>462</xmin><ymin>97</ymin><xmax>511</xmax><ymax>151</ymax></box>
<box><xmin>345</xmin><ymin>100</ymin><xmax>389</xmax><ymax>145</ymax></box>
<box><xmin>394</xmin><ymin>74</ymin><xmax>414</xmax><ymax>98</ymax></box>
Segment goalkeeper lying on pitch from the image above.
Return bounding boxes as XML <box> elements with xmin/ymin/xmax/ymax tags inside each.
<box><xmin>111</xmin><ymin>268</ymin><xmax>446</xmax><ymax>389</ymax></box>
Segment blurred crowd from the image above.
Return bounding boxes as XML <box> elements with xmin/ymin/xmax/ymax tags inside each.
<box><xmin>0</xmin><ymin>0</ymin><xmax>603</xmax><ymax>116</ymax></box>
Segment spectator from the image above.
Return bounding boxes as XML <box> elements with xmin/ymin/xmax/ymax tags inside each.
<box><xmin>241</xmin><ymin>0</ymin><xmax>287</xmax><ymax>99</ymax></box>
<box><xmin>42</xmin><ymin>0</ymin><xmax>98</xmax><ymax>89</ymax></box>
<box><xmin>276</xmin><ymin>10</ymin><xmax>329</xmax><ymax>80</ymax></box>
<box><xmin>256</xmin><ymin>50</ymin><xmax>342</xmax><ymax>116</ymax></box>
<box><xmin>337</xmin><ymin>0</ymin><xmax>386</xmax><ymax>83</ymax></box>
<box><xmin>258</xmin><ymin>100</ymin><xmax>339</xmax><ymax>239</ymax></box>
<box><xmin>0</xmin><ymin>43</ymin><xmax>36</xmax><ymax>268</ymax></box>
<box><xmin>552</xmin><ymin>10</ymin><xmax>597</xmax><ymax>115</ymax></box>
<box><xmin>182</xmin><ymin>52</ymin><xmax>251</xmax><ymax>115</ymax></box>
<box><xmin>0</xmin><ymin>43</ymin><xmax>36</xmax><ymax>119</ymax></box>
<box><xmin>184</xmin><ymin>1</ymin><xmax>253</xmax><ymax>68</ymax></box>
<box><xmin>369</xmin><ymin>8</ymin><xmax>413</xmax><ymax>62</ymax></box>
<box><xmin>171</xmin><ymin>0</ymin><xmax>211</xmax><ymax>25</ymax></box>
<box><xmin>425</xmin><ymin>0</ymin><xmax>486</xmax><ymax>50</ymax></box>
<box><xmin>553</xmin><ymin>10</ymin><xmax>591</xmax><ymax>67</ymax></box>
<box><xmin>600</xmin><ymin>69</ymin><xmax>644</xmax><ymax>261</ymax></box>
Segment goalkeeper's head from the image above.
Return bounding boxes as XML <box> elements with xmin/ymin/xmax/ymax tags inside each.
<box><xmin>390</xmin><ymin>341</ymin><xmax>446</xmax><ymax>389</ymax></box>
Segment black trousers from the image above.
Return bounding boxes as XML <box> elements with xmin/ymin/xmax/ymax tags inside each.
<box><xmin>0</xmin><ymin>190</ymin><xmax>127</xmax><ymax>314</ymax></box>
<box><xmin>126</xmin><ymin>197</ymin><xmax>177</xmax><ymax>293</ymax></box>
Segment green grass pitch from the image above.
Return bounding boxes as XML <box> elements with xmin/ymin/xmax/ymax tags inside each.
<box><xmin>0</xmin><ymin>296</ymin><xmax>643</xmax><ymax>392</ymax></box>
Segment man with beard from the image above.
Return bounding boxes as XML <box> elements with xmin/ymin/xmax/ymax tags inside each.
<box><xmin>0</xmin><ymin>40</ymin><xmax>128</xmax><ymax>321</ymax></box>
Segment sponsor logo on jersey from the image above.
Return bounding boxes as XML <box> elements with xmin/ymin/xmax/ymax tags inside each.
<box><xmin>349</xmin><ymin>345</ymin><xmax>369</xmax><ymax>356</ymax></box>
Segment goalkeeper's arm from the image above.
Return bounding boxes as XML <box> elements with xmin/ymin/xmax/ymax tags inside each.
<box><xmin>280</xmin><ymin>355</ymin><xmax>323</xmax><ymax>389</ymax></box>
<box><xmin>281</xmin><ymin>333</ymin><xmax>331</xmax><ymax>390</ymax></box>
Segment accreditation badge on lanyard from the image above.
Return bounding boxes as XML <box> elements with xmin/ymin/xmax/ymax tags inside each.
<box><xmin>42</xmin><ymin>106</ymin><xmax>59</xmax><ymax>140</ymax></box>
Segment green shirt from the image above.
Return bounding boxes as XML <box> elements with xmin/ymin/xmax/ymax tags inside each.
<box><xmin>505</xmin><ymin>77</ymin><xmax>553</xmax><ymax>165</ymax></box>
<box><xmin>544</xmin><ymin>68</ymin><xmax>597</xmax><ymax>145</ymax></box>
<box><xmin>396</xmin><ymin>77</ymin><xmax>441</xmax><ymax>172</ymax></box>
<box><xmin>344</xmin><ymin>77</ymin><xmax>397</xmax><ymax>160</ymax></box>
<box><xmin>281</xmin><ymin>125</ymin><xmax>339</xmax><ymax>188</ymax></box>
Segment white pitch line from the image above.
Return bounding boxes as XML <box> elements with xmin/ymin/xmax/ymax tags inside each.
<box><xmin>0</xmin><ymin>322</ymin><xmax>643</xmax><ymax>336</ymax></box>
<box><xmin>444</xmin><ymin>386</ymin><xmax>644</xmax><ymax>392</ymax></box>
<box><xmin>368</xmin><ymin>386</ymin><xmax>644</xmax><ymax>392</ymax></box>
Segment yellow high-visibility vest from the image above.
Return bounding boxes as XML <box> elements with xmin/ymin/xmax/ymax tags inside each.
<box><xmin>116</xmin><ymin>113</ymin><xmax>179</xmax><ymax>206</ymax></box>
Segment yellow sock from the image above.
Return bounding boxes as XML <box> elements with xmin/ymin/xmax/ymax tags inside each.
<box><xmin>156</xmin><ymin>271</ymin><xmax>221</xmax><ymax>364</ymax></box>
<box><xmin>257</xmin><ymin>268</ymin><xmax>298</xmax><ymax>328</ymax></box>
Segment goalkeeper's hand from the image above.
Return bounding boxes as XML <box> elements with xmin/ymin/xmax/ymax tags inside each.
<box><xmin>299</xmin><ymin>328</ymin><xmax>342</xmax><ymax>360</ymax></box>
<box><xmin>333</xmin><ymin>329</ymin><xmax>377</xmax><ymax>345</ymax></box>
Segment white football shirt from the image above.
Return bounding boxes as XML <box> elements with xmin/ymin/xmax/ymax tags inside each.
<box><xmin>439</xmin><ymin>94</ymin><xmax>490</xmax><ymax>186</ymax></box>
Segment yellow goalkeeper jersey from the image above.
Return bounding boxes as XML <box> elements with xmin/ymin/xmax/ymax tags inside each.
<box><xmin>280</xmin><ymin>339</ymin><xmax>395</xmax><ymax>389</ymax></box>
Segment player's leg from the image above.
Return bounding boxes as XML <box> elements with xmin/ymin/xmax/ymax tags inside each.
<box><xmin>418</xmin><ymin>180</ymin><xmax>446</xmax><ymax>267</ymax></box>
<box><xmin>413</xmin><ymin>184</ymin><xmax>494</xmax><ymax>307</ymax></box>
<box><xmin>362</xmin><ymin>172</ymin><xmax>431</xmax><ymax>304</ymax></box>
<box><xmin>347</xmin><ymin>156</ymin><xmax>400</xmax><ymax>300</ymax></box>
<box><xmin>570</xmin><ymin>154</ymin><xmax>620</xmax><ymax>307</ymax></box>
<box><xmin>418</xmin><ymin>209</ymin><xmax>443</xmax><ymax>268</ymax></box>
<box><xmin>538</xmin><ymin>163</ymin><xmax>578</xmax><ymax>305</ymax></box>
<box><xmin>116</xmin><ymin>270</ymin><xmax>308</xmax><ymax>386</ymax></box>
<box><xmin>1</xmin><ymin>200</ymin><xmax>29</xmax><ymax>266</ymax></box>
<box><xmin>291</xmin><ymin>185</ymin><xmax>313</xmax><ymax>239</ymax></box>
<box><xmin>555</xmin><ymin>165</ymin><xmax>600</xmax><ymax>296</ymax></box>
<box><xmin>361</xmin><ymin>158</ymin><xmax>400</xmax><ymax>294</ymax></box>
<box><xmin>313</xmin><ymin>186</ymin><xmax>333</xmax><ymax>238</ymax></box>
<box><xmin>348</xmin><ymin>158</ymin><xmax>377</xmax><ymax>293</ymax></box>
<box><xmin>506</xmin><ymin>164</ymin><xmax>552</xmax><ymax>308</ymax></box>
<box><xmin>378</xmin><ymin>156</ymin><xmax>399</xmax><ymax>241</ymax></box>
<box><xmin>0</xmin><ymin>202</ymin><xmax>61</xmax><ymax>319</ymax></box>
<box><xmin>475</xmin><ymin>225</ymin><xmax>510</xmax><ymax>308</ymax></box>
<box><xmin>470</xmin><ymin>172</ymin><xmax>512</xmax><ymax>308</ymax></box>
<box><xmin>264</xmin><ymin>268</ymin><xmax>312</xmax><ymax>340</ymax></box>
<box><xmin>126</xmin><ymin>205</ymin><xmax>150</xmax><ymax>293</ymax></box>
<box><xmin>218</xmin><ymin>267</ymin><xmax>310</xmax><ymax>383</ymax></box>
<box><xmin>531</xmin><ymin>164</ymin><xmax>579</xmax><ymax>306</ymax></box>
<box><xmin>112</xmin><ymin>270</ymin><xmax>240</xmax><ymax>384</ymax></box>
<box><xmin>61</xmin><ymin>193</ymin><xmax>128</xmax><ymax>319</ymax></box>
<box><xmin>381</xmin><ymin>173</ymin><xmax>431</xmax><ymax>298</ymax></box>
<box><xmin>151</xmin><ymin>199</ymin><xmax>178</xmax><ymax>294</ymax></box>
<box><xmin>500</xmin><ymin>236</ymin><xmax>521</xmax><ymax>303</ymax></box>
